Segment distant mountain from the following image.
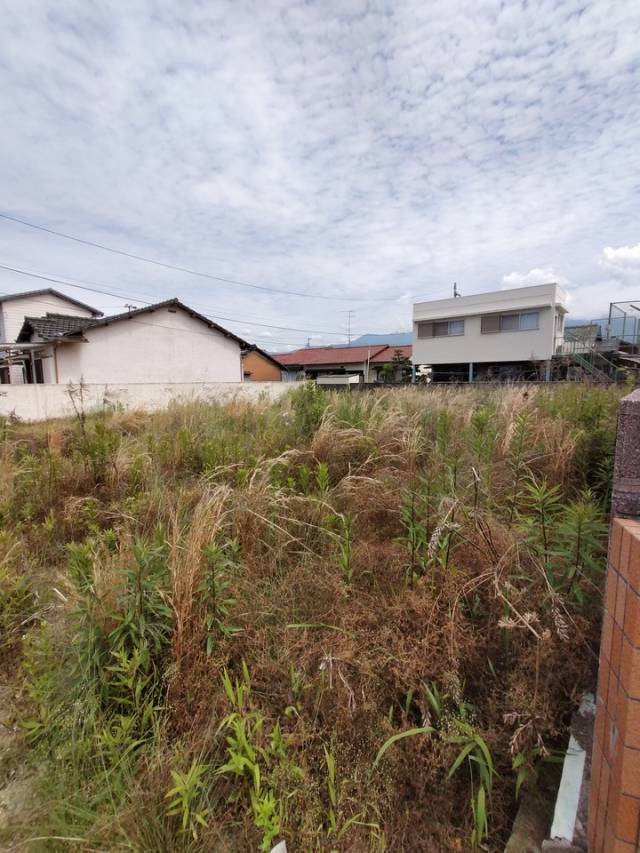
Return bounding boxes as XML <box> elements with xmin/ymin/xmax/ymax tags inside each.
<box><xmin>351</xmin><ymin>332</ymin><xmax>412</xmax><ymax>346</ymax></box>
<box><xmin>565</xmin><ymin>317</ymin><xmax>593</xmax><ymax>327</ymax></box>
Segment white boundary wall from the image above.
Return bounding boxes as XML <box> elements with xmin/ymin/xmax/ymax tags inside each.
<box><xmin>0</xmin><ymin>382</ymin><xmax>290</xmax><ymax>422</ymax></box>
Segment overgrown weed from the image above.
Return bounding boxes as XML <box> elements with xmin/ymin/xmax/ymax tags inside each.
<box><xmin>1</xmin><ymin>383</ymin><xmax>622</xmax><ymax>851</ymax></box>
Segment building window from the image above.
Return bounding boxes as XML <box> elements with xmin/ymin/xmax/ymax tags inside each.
<box><xmin>499</xmin><ymin>314</ymin><xmax>520</xmax><ymax>332</ymax></box>
<box><xmin>418</xmin><ymin>318</ymin><xmax>464</xmax><ymax>338</ymax></box>
<box><xmin>518</xmin><ymin>312</ymin><xmax>539</xmax><ymax>330</ymax></box>
<box><xmin>482</xmin><ymin>311</ymin><xmax>540</xmax><ymax>334</ymax></box>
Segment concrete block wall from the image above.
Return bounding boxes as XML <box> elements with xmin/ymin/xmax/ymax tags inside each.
<box><xmin>589</xmin><ymin>389</ymin><xmax>640</xmax><ymax>851</ymax></box>
<box><xmin>0</xmin><ymin>381</ymin><xmax>290</xmax><ymax>421</ymax></box>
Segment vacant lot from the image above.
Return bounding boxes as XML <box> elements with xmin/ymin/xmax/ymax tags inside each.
<box><xmin>0</xmin><ymin>383</ymin><xmax>622</xmax><ymax>851</ymax></box>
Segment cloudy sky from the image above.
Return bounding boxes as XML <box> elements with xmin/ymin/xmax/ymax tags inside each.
<box><xmin>1</xmin><ymin>0</ymin><xmax>639</xmax><ymax>350</ymax></box>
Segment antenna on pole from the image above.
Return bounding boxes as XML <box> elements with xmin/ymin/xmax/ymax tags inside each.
<box><xmin>339</xmin><ymin>309</ymin><xmax>355</xmax><ymax>343</ymax></box>
<box><xmin>453</xmin><ymin>282</ymin><xmax>460</xmax><ymax>298</ymax></box>
<box><xmin>124</xmin><ymin>303</ymin><xmax>137</xmax><ymax>313</ymax></box>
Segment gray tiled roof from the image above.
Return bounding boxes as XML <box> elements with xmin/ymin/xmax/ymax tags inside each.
<box><xmin>18</xmin><ymin>313</ymin><xmax>98</xmax><ymax>341</ymax></box>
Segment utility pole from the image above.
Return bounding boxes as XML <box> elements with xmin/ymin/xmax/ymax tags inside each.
<box><xmin>346</xmin><ymin>310</ymin><xmax>354</xmax><ymax>344</ymax></box>
<box><xmin>453</xmin><ymin>282</ymin><xmax>460</xmax><ymax>298</ymax></box>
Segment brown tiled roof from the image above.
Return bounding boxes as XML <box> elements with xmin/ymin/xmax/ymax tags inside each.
<box><xmin>369</xmin><ymin>345</ymin><xmax>412</xmax><ymax>362</ymax></box>
<box><xmin>273</xmin><ymin>345</ymin><xmax>388</xmax><ymax>366</ymax></box>
<box><xmin>273</xmin><ymin>344</ymin><xmax>412</xmax><ymax>367</ymax></box>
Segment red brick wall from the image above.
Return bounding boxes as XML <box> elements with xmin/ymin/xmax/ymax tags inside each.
<box><xmin>589</xmin><ymin>518</ymin><xmax>640</xmax><ymax>851</ymax></box>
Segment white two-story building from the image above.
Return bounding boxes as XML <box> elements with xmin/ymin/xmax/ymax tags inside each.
<box><xmin>412</xmin><ymin>283</ymin><xmax>568</xmax><ymax>382</ymax></box>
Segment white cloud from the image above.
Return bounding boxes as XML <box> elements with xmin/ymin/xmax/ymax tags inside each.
<box><xmin>565</xmin><ymin>280</ymin><xmax>640</xmax><ymax>322</ymax></box>
<box><xmin>0</xmin><ymin>1</ymin><xmax>639</xmax><ymax>346</ymax></box>
<box><xmin>502</xmin><ymin>259</ymin><xmax>639</xmax><ymax>321</ymax></box>
<box><xmin>601</xmin><ymin>244</ymin><xmax>640</xmax><ymax>271</ymax></box>
<box><xmin>502</xmin><ymin>268</ymin><xmax>569</xmax><ymax>289</ymax></box>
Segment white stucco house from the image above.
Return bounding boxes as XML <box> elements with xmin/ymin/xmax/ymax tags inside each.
<box><xmin>0</xmin><ymin>290</ymin><xmax>248</xmax><ymax>384</ymax></box>
<box><xmin>0</xmin><ymin>288</ymin><xmax>103</xmax><ymax>383</ymax></box>
<box><xmin>412</xmin><ymin>283</ymin><xmax>568</xmax><ymax>381</ymax></box>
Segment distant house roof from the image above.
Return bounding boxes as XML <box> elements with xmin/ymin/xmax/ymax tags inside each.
<box><xmin>241</xmin><ymin>345</ymin><xmax>284</xmax><ymax>370</ymax></box>
<box><xmin>274</xmin><ymin>345</ymin><xmax>389</xmax><ymax>367</ymax></box>
<box><xmin>272</xmin><ymin>344</ymin><xmax>412</xmax><ymax>368</ymax></box>
<box><xmin>0</xmin><ymin>288</ymin><xmax>102</xmax><ymax>316</ymax></box>
<box><xmin>369</xmin><ymin>345</ymin><xmax>412</xmax><ymax>363</ymax></box>
<box><xmin>16</xmin><ymin>298</ymin><xmax>251</xmax><ymax>349</ymax></box>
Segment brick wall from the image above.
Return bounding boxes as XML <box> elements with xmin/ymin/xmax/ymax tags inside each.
<box><xmin>589</xmin><ymin>388</ymin><xmax>640</xmax><ymax>852</ymax></box>
<box><xmin>589</xmin><ymin>521</ymin><xmax>640</xmax><ymax>851</ymax></box>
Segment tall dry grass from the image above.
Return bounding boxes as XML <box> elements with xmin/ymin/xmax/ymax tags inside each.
<box><xmin>0</xmin><ymin>382</ymin><xmax>624</xmax><ymax>851</ymax></box>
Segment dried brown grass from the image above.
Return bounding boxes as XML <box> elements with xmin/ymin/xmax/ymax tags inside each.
<box><xmin>1</xmin><ymin>383</ymin><xmax>623</xmax><ymax>851</ymax></box>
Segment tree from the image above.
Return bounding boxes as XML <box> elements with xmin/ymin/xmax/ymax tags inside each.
<box><xmin>381</xmin><ymin>349</ymin><xmax>412</xmax><ymax>383</ymax></box>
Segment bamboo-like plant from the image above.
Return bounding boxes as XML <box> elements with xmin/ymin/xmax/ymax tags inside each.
<box><xmin>200</xmin><ymin>539</ymin><xmax>241</xmax><ymax>656</ymax></box>
<box><xmin>165</xmin><ymin>759</ymin><xmax>210</xmax><ymax>839</ymax></box>
<box><xmin>399</xmin><ymin>486</ymin><xmax>428</xmax><ymax>586</ymax></box>
<box><xmin>447</xmin><ymin>720</ymin><xmax>496</xmax><ymax>849</ymax></box>
<box><xmin>335</xmin><ymin>512</ymin><xmax>354</xmax><ymax>585</ymax></box>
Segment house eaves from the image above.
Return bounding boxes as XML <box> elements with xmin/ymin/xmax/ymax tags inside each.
<box><xmin>17</xmin><ymin>314</ymin><xmax>101</xmax><ymax>342</ymax></box>
<box><xmin>241</xmin><ymin>345</ymin><xmax>285</xmax><ymax>370</ymax></box>
<box><xmin>273</xmin><ymin>345</ymin><xmax>389</xmax><ymax>368</ymax></box>
<box><xmin>0</xmin><ymin>288</ymin><xmax>103</xmax><ymax>316</ymax></box>
<box><xmin>56</xmin><ymin>298</ymin><xmax>252</xmax><ymax>349</ymax></box>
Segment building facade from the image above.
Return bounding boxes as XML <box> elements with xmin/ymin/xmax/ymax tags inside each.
<box><xmin>0</xmin><ymin>288</ymin><xmax>102</xmax><ymax>384</ymax></box>
<box><xmin>412</xmin><ymin>283</ymin><xmax>568</xmax><ymax>381</ymax></box>
<box><xmin>51</xmin><ymin>304</ymin><xmax>245</xmax><ymax>384</ymax></box>
<box><xmin>2</xmin><ymin>295</ymin><xmax>248</xmax><ymax>385</ymax></box>
<box><xmin>242</xmin><ymin>347</ymin><xmax>284</xmax><ymax>381</ymax></box>
<box><xmin>274</xmin><ymin>344</ymin><xmax>413</xmax><ymax>383</ymax></box>
<box><xmin>0</xmin><ymin>288</ymin><xmax>102</xmax><ymax>343</ymax></box>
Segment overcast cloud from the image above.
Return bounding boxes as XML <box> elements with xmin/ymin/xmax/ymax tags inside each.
<box><xmin>1</xmin><ymin>0</ymin><xmax>639</xmax><ymax>348</ymax></box>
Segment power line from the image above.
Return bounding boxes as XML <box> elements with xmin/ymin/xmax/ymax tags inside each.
<box><xmin>0</xmin><ymin>280</ymin><xmax>354</xmax><ymax>338</ymax></box>
<box><xmin>0</xmin><ymin>262</ymin><xmax>359</xmax><ymax>337</ymax></box>
<box><xmin>0</xmin><ymin>304</ymin><xmax>317</xmax><ymax>350</ymax></box>
<box><xmin>11</xmin><ymin>305</ymin><xmax>332</xmax><ymax>352</ymax></box>
<box><xmin>0</xmin><ymin>212</ymin><xmax>397</xmax><ymax>304</ymax></box>
<box><xmin>0</xmin><ymin>263</ymin><xmax>148</xmax><ymax>305</ymax></box>
<box><xmin>0</xmin><ymin>305</ymin><xmax>311</xmax><ymax>348</ymax></box>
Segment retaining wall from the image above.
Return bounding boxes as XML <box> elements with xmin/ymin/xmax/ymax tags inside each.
<box><xmin>589</xmin><ymin>389</ymin><xmax>640</xmax><ymax>851</ymax></box>
<box><xmin>0</xmin><ymin>381</ymin><xmax>289</xmax><ymax>422</ymax></box>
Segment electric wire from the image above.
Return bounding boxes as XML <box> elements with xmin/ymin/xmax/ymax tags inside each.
<box><xmin>0</xmin><ymin>263</ymin><xmax>366</xmax><ymax>338</ymax></box>
<box><xmin>0</xmin><ymin>212</ymin><xmax>398</xmax><ymax>303</ymax></box>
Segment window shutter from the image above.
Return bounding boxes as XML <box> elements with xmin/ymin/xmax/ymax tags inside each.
<box><xmin>417</xmin><ymin>322</ymin><xmax>434</xmax><ymax>339</ymax></box>
<box><xmin>499</xmin><ymin>313</ymin><xmax>519</xmax><ymax>331</ymax></box>
<box><xmin>481</xmin><ymin>315</ymin><xmax>500</xmax><ymax>334</ymax></box>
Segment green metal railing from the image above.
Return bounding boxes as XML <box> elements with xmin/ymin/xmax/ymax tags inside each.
<box><xmin>560</xmin><ymin>329</ymin><xmax>621</xmax><ymax>382</ymax></box>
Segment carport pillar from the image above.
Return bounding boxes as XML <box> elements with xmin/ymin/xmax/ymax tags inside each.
<box><xmin>544</xmin><ymin>360</ymin><xmax>552</xmax><ymax>382</ymax></box>
<box><xmin>468</xmin><ymin>362</ymin><xmax>474</xmax><ymax>383</ymax></box>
